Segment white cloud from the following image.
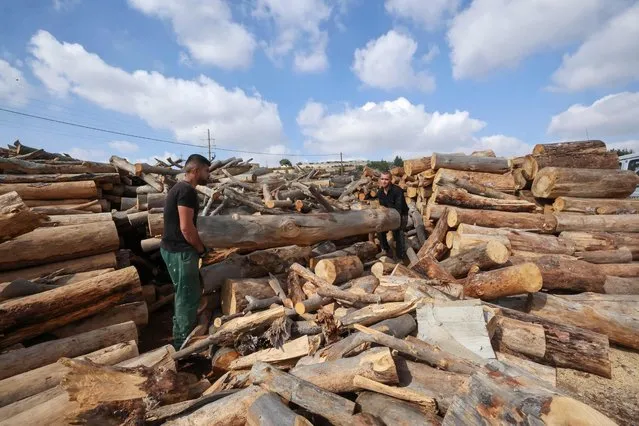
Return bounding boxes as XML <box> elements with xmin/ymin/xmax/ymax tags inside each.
<box><xmin>385</xmin><ymin>0</ymin><xmax>459</xmax><ymax>29</ymax></box>
<box><xmin>548</xmin><ymin>92</ymin><xmax>639</xmax><ymax>138</ymax></box>
<box><xmin>609</xmin><ymin>140</ymin><xmax>639</xmax><ymax>153</ymax></box>
<box><xmin>128</xmin><ymin>0</ymin><xmax>256</xmax><ymax>70</ymax></box>
<box><xmin>297</xmin><ymin>97</ymin><xmax>517</xmax><ymax>158</ymax></box>
<box><xmin>68</xmin><ymin>147</ymin><xmax>108</xmax><ymax>163</ymax></box>
<box><xmin>447</xmin><ymin>0</ymin><xmax>626</xmax><ymax>80</ymax></box>
<box><xmin>550</xmin><ymin>3</ymin><xmax>639</xmax><ymax>92</ymax></box>
<box><xmin>352</xmin><ymin>30</ymin><xmax>435</xmax><ymax>92</ymax></box>
<box><xmin>0</xmin><ymin>59</ymin><xmax>30</xmax><ymax>107</ymax></box>
<box><xmin>109</xmin><ymin>140</ymin><xmax>140</xmax><ymax>153</ymax></box>
<box><xmin>28</xmin><ymin>30</ymin><xmax>285</xmax><ymax>165</ymax></box>
<box><xmin>253</xmin><ymin>0</ymin><xmax>331</xmax><ymax>72</ymax></box>
<box><xmin>471</xmin><ymin>135</ymin><xmax>531</xmax><ymax>157</ymax></box>
<box><xmin>135</xmin><ymin>151</ymin><xmax>181</xmax><ymax>165</ymax></box>
<box><xmin>53</xmin><ymin>0</ymin><xmax>81</xmax><ymax>11</ymax></box>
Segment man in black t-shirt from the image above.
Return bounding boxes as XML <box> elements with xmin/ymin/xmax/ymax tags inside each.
<box><xmin>160</xmin><ymin>154</ymin><xmax>210</xmax><ymax>350</ymax></box>
<box><xmin>370</xmin><ymin>170</ymin><xmax>408</xmax><ymax>261</ymax></box>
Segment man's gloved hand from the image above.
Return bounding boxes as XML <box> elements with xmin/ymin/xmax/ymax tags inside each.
<box><xmin>198</xmin><ymin>247</ymin><xmax>211</xmax><ymax>258</ymax></box>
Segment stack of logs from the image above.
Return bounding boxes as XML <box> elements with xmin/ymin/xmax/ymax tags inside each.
<box><xmin>1</xmin><ymin>139</ymin><xmax>638</xmax><ymax>424</ymax></box>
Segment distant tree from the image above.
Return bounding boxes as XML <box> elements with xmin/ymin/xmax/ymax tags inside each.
<box><xmin>280</xmin><ymin>158</ymin><xmax>292</xmax><ymax>167</ymax></box>
<box><xmin>367</xmin><ymin>159</ymin><xmax>391</xmax><ymax>172</ymax></box>
<box><xmin>393</xmin><ymin>156</ymin><xmax>404</xmax><ymax>167</ymax></box>
<box><xmin>610</xmin><ymin>148</ymin><xmax>634</xmax><ymax>156</ymax></box>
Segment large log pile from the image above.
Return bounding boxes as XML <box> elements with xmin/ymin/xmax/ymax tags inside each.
<box><xmin>1</xmin><ymin>139</ymin><xmax>638</xmax><ymax>425</ymax></box>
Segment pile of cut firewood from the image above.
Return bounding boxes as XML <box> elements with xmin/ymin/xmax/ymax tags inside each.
<box><xmin>1</xmin><ymin>139</ymin><xmax>638</xmax><ymax>425</ymax></box>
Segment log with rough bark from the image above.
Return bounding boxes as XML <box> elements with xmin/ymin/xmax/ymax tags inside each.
<box><xmin>446</xmin><ymin>233</ymin><xmax>512</xmax><ymax>256</ymax></box>
<box><xmin>0</xmin><ymin>267</ymin><xmax>141</xmax><ymax>348</ymax></box>
<box><xmin>575</xmin><ymin>247</ymin><xmax>633</xmax><ymax>264</ymax></box>
<box><xmin>309</xmin><ymin>241</ymin><xmax>378</xmax><ymax>269</ymax></box>
<box><xmin>0</xmin><ymin>191</ymin><xmax>44</xmax><ymax>242</ymax></box>
<box><xmin>463</xmin><ymin>263</ymin><xmax>542</xmax><ymax>299</ymax></box>
<box><xmin>532</xmin><ymin>139</ymin><xmax>607</xmax><ymax>156</ymax></box>
<box><xmin>457</xmin><ymin>223</ymin><xmax>575</xmax><ymax>255</ymax></box>
<box><xmin>148</xmin><ymin>212</ymin><xmax>164</xmax><ymax>236</ymax></box>
<box><xmin>403</xmin><ymin>157</ymin><xmax>431</xmax><ymax>176</ymax></box>
<box><xmin>0</xmin><ymin>321</ymin><xmax>138</xmax><ymax>381</ymax></box>
<box><xmin>553</xmin><ymin>212</ymin><xmax>639</xmax><ymax>232</ymax></box>
<box><xmin>443</xmin><ymin>359</ymin><xmax>615</xmax><ymax>426</ymax></box>
<box><xmin>290</xmin><ymin>347</ymin><xmax>398</xmax><ymax>393</ymax></box>
<box><xmin>435</xmin><ymin>174</ymin><xmax>519</xmax><ymax>200</ymax></box>
<box><xmin>230</xmin><ymin>336</ymin><xmax>312</xmax><ymax>370</ymax></box>
<box><xmin>353</xmin><ymin>375</ymin><xmax>437</xmax><ymax>415</ymax></box>
<box><xmin>0</xmin><ymin>221</ymin><xmax>120</xmax><ymax>271</ymax></box>
<box><xmin>0</xmin><ymin>157</ymin><xmax>115</xmax><ymax>174</ymax></box>
<box><xmin>440</xmin><ymin>241</ymin><xmax>509</xmax><ymax>278</ymax></box>
<box><xmin>247</xmin><ymin>392</ymin><xmax>313</xmax><ymax>426</ymax></box>
<box><xmin>433</xmin><ymin>168</ymin><xmax>517</xmax><ymax>193</ymax></box>
<box><xmin>340</xmin><ymin>300</ymin><xmax>419</xmax><ymax>327</ymax></box>
<box><xmin>41</xmin><ymin>212</ymin><xmax>113</xmax><ymax>227</ymax></box>
<box><xmin>594</xmin><ymin>262</ymin><xmax>639</xmax><ymax>278</ymax></box>
<box><xmin>371</xmin><ymin>260</ymin><xmax>397</xmax><ymax>277</ymax></box>
<box><xmin>0</xmin><ymin>181</ymin><xmax>98</xmax><ymax>200</ymax></box>
<box><xmin>221</xmin><ymin>277</ymin><xmax>284</xmax><ymax>315</ymax></box>
<box><xmin>446</xmin><ymin>207</ymin><xmax>556</xmax><ymax>233</ymax></box>
<box><xmin>417</xmin><ymin>207</ymin><xmax>449</xmax><ymax>260</ymax></box>
<box><xmin>560</xmin><ymin>231</ymin><xmax>639</xmax><ymax>259</ymax></box>
<box><xmin>532</xmin><ymin>167</ymin><xmax>638</xmax><ymax>198</ymax></box>
<box><xmin>523</xmin><ymin>151</ymin><xmax>619</xmax><ymax>180</ymax></box>
<box><xmin>411</xmin><ymin>254</ymin><xmax>457</xmax><ymax>282</ymax></box>
<box><xmin>553</xmin><ymin>196</ymin><xmax>639</xmax><ymax>215</ymax></box>
<box><xmin>197</xmin><ymin>209</ymin><xmax>400</xmax><ymax>249</ymax></box>
<box><xmin>432</xmin><ymin>186</ymin><xmax>535</xmax><ymax>212</ymax></box>
<box><xmin>314</xmin><ymin>255</ymin><xmax>363</xmax><ymax>285</ymax></box>
<box><xmin>523</xmin><ymin>292</ymin><xmax>639</xmax><ymax>350</ymax></box>
<box><xmin>0</xmin><ymin>252</ymin><xmax>117</xmax><ymax>283</ymax></box>
<box><xmin>251</xmin><ymin>362</ymin><xmax>356</xmax><ymax>426</ymax></box>
<box><xmin>0</xmin><ymin>172</ymin><xmax>120</xmax><ymax>184</ymax></box>
<box><xmin>495</xmin><ymin>351</ymin><xmax>556</xmax><ymax>386</ymax></box>
<box><xmin>431</xmin><ymin>153</ymin><xmax>510</xmax><ymax>174</ymax></box>
<box><xmin>316</xmin><ymin>284</ymin><xmax>403</xmax><ymax>304</ymax></box>
<box><xmin>111</xmin><ymin>156</ymin><xmax>163</xmax><ymax>192</ymax></box>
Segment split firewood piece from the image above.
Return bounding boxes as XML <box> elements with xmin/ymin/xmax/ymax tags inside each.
<box><xmin>443</xmin><ymin>359</ymin><xmax>616</xmax><ymax>426</ymax></box>
<box><xmin>246</xmin><ymin>392</ymin><xmax>312</xmax><ymax>426</ymax></box>
<box><xmin>353</xmin><ymin>375</ymin><xmax>437</xmax><ymax>415</ymax></box>
<box><xmin>359</xmin><ymin>391</ymin><xmax>442</xmax><ymax>425</ymax></box>
<box><xmin>229</xmin><ymin>335</ymin><xmax>313</xmax><ymax>370</ymax></box>
<box><xmin>146</xmin><ymin>389</ymin><xmax>239</xmax><ymax>423</ymax></box>
<box><xmin>440</xmin><ymin>241</ymin><xmax>509</xmax><ymax>278</ymax></box>
<box><xmin>417</xmin><ymin>207</ymin><xmax>449</xmax><ymax>259</ymax></box>
<box><xmin>250</xmin><ymin>362</ymin><xmax>356</xmax><ymax>426</ymax></box>
<box><xmin>0</xmin><ymin>191</ymin><xmax>45</xmax><ymax>242</ymax></box>
<box><xmin>340</xmin><ymin>300</ymin><xmax>419</xmax><ymax>327</ymax></box>
<box><xmin>463</xmin><ymin>263</ymin><xmax>542</xmax><ymax>300</ymax></box>
<box><xmin>532</xmin><ymin>167</ymin><xmax>638</xmax><ymax>199</ymax></box>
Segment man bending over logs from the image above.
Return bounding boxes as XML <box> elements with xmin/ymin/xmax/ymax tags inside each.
<box><xmin>161</xmin><ymin>154</ymin><xmax>210</xmax><ymax>349</ymax></box>
<box><xmin>368</xmin><ymin>170</ymin><xmax>408</xmax><ymax>261</ymax></box>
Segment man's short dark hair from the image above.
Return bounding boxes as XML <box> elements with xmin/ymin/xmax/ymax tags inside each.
<box><xmin>380</xmin><ymin>170</ymin><xmax>392</xmax><ymax>177</ymax></box>
<box><xmin>184</xmin><ymin>154</ymin><xmax>211</xmax><ymax>172</ymax></box>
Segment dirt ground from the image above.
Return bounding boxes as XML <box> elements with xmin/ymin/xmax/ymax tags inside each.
<box><xmin>557</xmin><ymin>346</ymin><xmax>639</xmax><ymax>425</ymax></box>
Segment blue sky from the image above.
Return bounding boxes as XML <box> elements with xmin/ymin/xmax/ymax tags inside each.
<box><xmin>0</xmin><ymin>0</ymin><xmax>638</xmax><ymax>167</ymax></box>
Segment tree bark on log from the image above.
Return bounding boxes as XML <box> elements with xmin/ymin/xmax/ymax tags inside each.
<box><xmin>532</xmin><ymin>139</ymin><xmax>607</xmax><ymax>156</ymax></box>
<box><xmin>411</xmin><ymin>254</ymin><xmax>457</xmax><ymax>282</ymax></box>
<box><xmin>440</xmin><ymin>241</ymin><xmax>509</xmax><ymax>278</ymax></box>
<box><xmin>554</xmin><ymin>212</ymin><xmax>639</xmax><ymax>232</ymax></box>
<box><xmin>0</xmin><ymin>221</ymin><xmax>119</xmax><ymax>271</ymax></box>
<box><xmin>0</xmin><ymin>181</ymin><xmax>97</xmax><ymax>200</ymax></box>
<box><xmin>316</xmin><ymin>285</ymin><xmax>404</xmax><ymax>304</ymax></box>
<box><xmin>433</xmin><ymin>168</ymin><xmax>517</xmax><ymax>193</ymax></box>
<box><xmin>230</xmin><ymin>336</ymin><xmax>312</xmax><ymax>370</ymax></box>
<box><xmin>431</xmin><ymin>153</ymin><xmax>510</xmax><ymax>174</ymax></box>
<box><xmin>41</xmin><ymin>212</ymin><xmax>113</xmax><ymax>227</ymax></box>
<box><xmin>314</xmin><ymin>255</ymin><xmax>363</xmax><ymax>285</ymax></box>
<box><xmin>432</xmin><ymin>186</ymin><xmax>535</xmax><ymax>212</ymax></box>
<box><xmin>357</xmin><ymin>392</ymin><xmax>439</xmax><ymax>426</ymax></box>
<box><xmin>309</xmin><ymin>241</ymin><xmax>378</xmax><ymax>269</ymax></box>
<box><xmin>553</xmin><ymin>196</ymin><xmax>639</xmax><ymax>215</ymax></box>
<box><xmin>463</xmin><ymin>263</ymin><xmax>542</xmax><ymax>299</ymax></box>
<box><xmin>596</xmin><ymin>263</ymin><xmax>639</xmax><ymax>277</ymax></box>
<box><xmin>0</xmin><ymin>267</ymin><xmax>141</xmax><ymax>347</ymax></box>
<box><xmin>148</xmin><ymin>212</ymin><xmax>164</xmax><ymax>237</ymax></box>
<box><xmin>532</xmin><ymin>167</ymin><xmax>638</xmax><ymax>198</ymax></box>
<box><xmin>575</xmin><ymin>247</ymin><xmax>633</xmax><ymax>264</ymax></box>
<box><xmin>0</xmin><ymin>157</ymin><xmax>115</xmax><ymax>174</ymax></box>
<box><xmin>353</xmin><ymin>375</ymin><xmax>437</xmax><ymax>415</ymax></box>
<box><xmin>0</xmin><ymin>172</ymin><xmax>120</xmax><ymax>184</ymax></box>
<box><xmin>446</xmin><ymin>207</ymin><xmax>556</xmax><ymax>233</ymax></box>
<box><xmin>50</xmin><ymin>302</ymin><xmax>149</xmax><ymax>338</ymax></box>
<box><xmin>447</xmin><ymin>233</ymin><xmax>512</xmax><ymax>256</ymax></box>
<box><xmin>197</xmin><ymin>209</ymin><xmax>400</xmax><ymax>249</ymax></box>
<box><xmin>417</xmin><ymin>207</ymin><xmax>449</xmax><ymax>260</ymax></box>
<box><xmin>435</xmin><ymin>175</ymin><xmax>519</xmax><ymax>200</ymax></box>
<box><xmin>340</xmin><ymin>301</ymin><xmax>418</xmax><ymax>327</ymax></box>
<box><xmin>0</xmin><ymin>191</ymin><xmax>44</xmax><ymax>242</ymax></box>
<box><xmin>404</xmin><ymin>157</ymin><xmax>431</xmax><ymax>176</ymax></box>
<box><xmin>247</xmin><ymin>392</ymin><xmax>312</xmax><ymax>426</ymax></box>
<box><xmin>250</xmin><ymin>362</ymin><xmax>356</xmax><ymax>426</ymax></box>
<box><xmin>221</xmin><ymin>277</ymin><xmax>283</xmax><ymax>315</ymax></box>
<box><xmin>443</xmin><ymin>359</ymin><xmax>615</xmax><ymax>426</ymax></box>
<box><xmin>559</xmin><ymin>231</ymin><xmax>639</xmax><ymax>259</ymax></box>
<box><xmin>0</xmin><ymin>252</ymin><xmax>117</xmax><ymax>283</ymax></box>
<box><xmin>523</xmin><ymin>152</ymin><xmax>619</xmax><ymax>180</ymax></box>
<box><xmin>371</xmin><ymin>260</ymin><xmax>397</xmax><ymax>277</ymax></box>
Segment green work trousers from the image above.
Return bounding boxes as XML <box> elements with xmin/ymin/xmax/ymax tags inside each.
<box><xmin>160</xmin><ymin>248</ymin><xmax>201</xmax><ymax>350</ymax></box>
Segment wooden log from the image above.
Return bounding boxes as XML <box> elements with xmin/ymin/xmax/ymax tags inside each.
<box><xmin>340</xmin><ymin>301</ymin><xmax>418</xmax><ymax>327</ymax></box>
<box><xmin>0</xmin><ymin>267</ymin><xmax>141</xmax><ymax>347</ymax></box>
<box><xmin>111</xmin><ymin>156</ymin><xmax>163</xmax><ymax>192</ymax></box>
<box><xmin>523</xmin><ymin>151</ymin><xmax>619</xmax><ymax>180</ymax></box>
<box><xmin>371</xmin><ymin>260</ymin><xmax>397</xmax><ymax>277</ymax></box>
<box><xmin>435</xmin><ymin>174</ymin><xmax>519</xmax><ymax>200</ymax></box>
<box><xmin>411</xmin><ymin>254</ymin><xmax>456</xmax><ymax>282</ymax></box>
<box><xmin>440</xmin><ymin>241</ymin><xmax>509</xmax><ymax>278</ymax></box>
<box><xmin>230</xmin><ymin>336</ymin><xmax>311</xmax><ymax>370</ymax></box>
<box><xmin>0</xmin><ymin>321</ymin><xmax>138</xmax><ymax>381</ymax></box>
<box><xmin>596</xmin><ymin>263</ymin><xmax>639</xmax><ymax>277</ymax></box>
<box><xmin>0</xmin><ymin>221</ymin><xmax>119</xmax><ymax>271</ymax></box>
<box><xmin>314</xmin><ymin>255</ymin><xmax>363</xmax><ymax>285</ymax></box>
<box><xmin>309</xmin><ymin>241</ymin><xmax>378</xmax><ymax>269</ymax></box>
<box><xmin>495</xmin><ymin>351</ymin><xmax>556</xmax><ymax>386</ymax></box>
<box><xmin>431</xmin><ymin>153</ymin><xmax>510</xmax><ymax>174</ymax></box>
<box><xmin>559</xmin><ymin>231</ymin><xmax>639</xmax><ymax>260</ymax></box>
<box><xmin>512</xmin><ymin>168</ymin><xmax>530</xmax><ymax>190</ymax></box>
<box><xmin>443</xmin><ymin>359</ymin><xmax>615</xmax><ymax>426</ymax></box>
<box><xmin>417</xmin><ymin>207</ymin><xmax>449</xmax><ymax>260</ymax></box>
<box><xmin>532</xmin><ymin>167</ymin><xmax>638</xmax><ymax>198</ymax></box>
<box><xmin>134</xmin><ymin>162</ymin><xmax>181</xmax><ymax>176</ymax></box>
<box><xmin>141</xmin><ymin>237</ymin><xmax>161</xmax><ymax>252</ymax></box>
<box><xmin>575</xmin><ymin>247</ymin><xmax>633</xmax><ymax>264</ymax></box>
<box><xmin>0</xmin><ymin>172</ymin><xmax>121</xmax><ymax>184</ymax></box>
<box><xmin>353</xmin><ymin>375</ymin><xmax>437</xmax><ymax>415</ymax></box>
<box><xmin>404</xmin><ymin>157</ymin><xmax>431</xmax><ymax>176</ymax></box>
<box><xmin>49</xmin><ymin>302</ymin><xmax>148</xmax><ymax>339</ymax></box>
<box><xmin>0</xmin><ymin>181</ymin><xmax>97</xmax><ymax>200</ymax></box>
<box><xmin>532</xmin><ymin>139</ymin><xmax>607</xmax><ymax>156</ymax></box>
<box><xmin>433</xmin><ymin>186</ymin><xmax>535</xmax><ymax>212</ymax></box>
<box><xmin>554</xmin><ymin>212</ymin><xmax>639</xmax><ymax>232</ymax></box>
<box><xmin>0</xmin><ymin>157</ymin><xmax>115</xmax><ymax>174</ymax></box>
<box><xmin>148</xmin><ymin>212</ymin><xmax>164</xmax><ymax>236</ymax></box>
<box><xmin>0</xmin><ymin>340</ymin><xmax>139</xmax><ymax>408</ymax></box>
<box><xmin>316</xmin><ymin>284</ymin><xmax>403</xmax><ymax>304</ymax></box>
<box><xmin>41</xmin><ymin>212</ymin><xmax>113</xmax><ymax>227</ymax></box>
<box><xmin>247</xmin><ymin>392</ymin><xmax>312</xmax><ymax>426</ymax></box>
<box><xmin>433</xmin><ymin>168</ymin><xmax>517</xmax><ymax>193</ymax></box>
<box><xmin>447</xmin><ymin>233</ymin><xmax>512</xmax><ymax>256</ymax></box>
<box><xmin>221</xmin><ymin>277</ymin><xmax>281</xmax><ymax>315</ymax></box>
<box><xmin>463</xmin><ymin>263</ymin><xmax>542</xmax><ymax>299</ymax></box>
<box><xmin>0</xmin><ymin>191</ymin><xmax>44</xmax><ymax>242</ymax></box>
<box><xmin>553</xmin><ymin>196</ymin><xmax>639</xmax><ymax>215</ymax></box>
<box><xmin>264</xmin><ymin>199</ymin><xmax>293</xmax><ymax>209</ymax></box>
<box><xmin>446</xmin><ymin>207</ymin><xmax>556</xmax><ymax>233</ymax></box>
<box><xmin>0</xmin><ymin>252</ymin><xmax>116</xmax><ymax>283</ymax></box>
<box><xmin>525</xmin><ymin>293</ymin><xmax>639</xmax><ymax>350</ymax></box>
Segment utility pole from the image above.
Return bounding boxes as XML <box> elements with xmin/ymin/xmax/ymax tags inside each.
<box><xmin>340</xmin><ymin>152</ymin><xmax>343</xmax><ymax>175</ymax></box>
<box><xmin>207</xmin><ymin>128</ymin><xmax>212</xmax><ymax>160</ymax></box>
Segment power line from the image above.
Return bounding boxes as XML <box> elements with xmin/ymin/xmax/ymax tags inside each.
<box><xmin>0</xmin><ymin>106</ymin><xmax>338</xmax><ymax>157</ymax></box>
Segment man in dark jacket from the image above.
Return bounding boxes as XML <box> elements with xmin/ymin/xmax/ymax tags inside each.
<box><xmin>373</xmin><ymin>170</ymin><xmax>408</xmax><ymax>260</ymax></box>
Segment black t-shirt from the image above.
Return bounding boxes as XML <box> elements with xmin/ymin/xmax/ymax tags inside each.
<box><xmin>374</xmin><ymin>184</ymin><xmax>409</xmax><ymax>216</ymax></box>
<box><xmin>161</xmin><ymin>181</ymin><xmax>199</xmax><ymax>252</ymax></box>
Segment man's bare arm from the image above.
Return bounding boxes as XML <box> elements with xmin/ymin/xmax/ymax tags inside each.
<box><xmin>178</xmin><ymin>205</ymin><xmax>206</xmax><ymax>253</ymax></box>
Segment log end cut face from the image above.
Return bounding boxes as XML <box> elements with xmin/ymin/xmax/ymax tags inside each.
<box><xmin>486</xmin><ymin>240</ymin><xmax>509</xmax><ymax>265</ymax></box>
